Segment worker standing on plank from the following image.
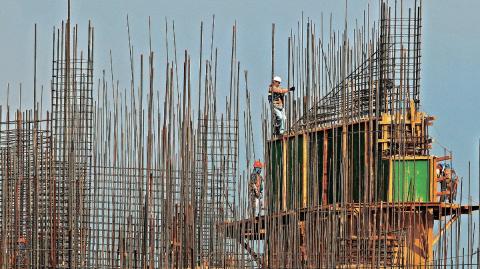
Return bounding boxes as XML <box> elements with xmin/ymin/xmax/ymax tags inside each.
<box><xmin>249</xmin><ymin>160</ymin><xmax>264</xmax><ymax>217</ymax></box>
<box><xmin>268</xmin><ymin>76</ymin><xmax>295</xmax><ymax>135</ymax></box>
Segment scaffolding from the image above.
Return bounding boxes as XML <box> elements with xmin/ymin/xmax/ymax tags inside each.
<box><xmin>0</xmin><ymin>1</ymin><xmax>479</xmax><ymax>268</ymax></box>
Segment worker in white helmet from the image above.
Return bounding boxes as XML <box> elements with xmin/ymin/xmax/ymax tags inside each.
<box><xmin>268</xmin><ymin>76</ymin><xmax>295</xmax><ymax>135</ymax></box>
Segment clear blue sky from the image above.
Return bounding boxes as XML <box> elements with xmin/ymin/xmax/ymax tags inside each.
<box><xmin>0</xmin><ymin>0</ymin><xmax>479</xmax><ymax>203</ymax></box>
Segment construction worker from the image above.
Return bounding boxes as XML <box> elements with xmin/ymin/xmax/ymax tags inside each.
<box><xmin>249</xmin><ymin>160</ymin><xmax>264</xmax><ymax>217</ymax></box>
<box><xmin>16</xmin><ymin>236</ymin><xmax>27</xmax><ymax>267</ymax></box>
<box><xmin>443</xmin><ymin>164</ymin><xmax>458</xmax><ymax>202</ymax></box>
<box><xmin>436</xmin><ymin>163</ymin><xmax>459</xmax><ymax>202</ymax></box>
<box><xmin>435</xmin><ymin>163</ymin><xmax>444</xmax><ymax>179</ymax></box>
<box><xmin>436</xmin><ymin>163</ymin><xmax>447</xmax><ymax>202</ymax></box>
<box><xmin>268</xmin><ymin>76</ymin><xmax>295</xmax><ymax>135</ymax></box>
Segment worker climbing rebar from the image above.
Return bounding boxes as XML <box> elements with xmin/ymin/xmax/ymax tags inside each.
<box><xmin>249</xmin><ymin>160</ymin><xmax>264</xmax><ymax>217</ymax></box>
<box><xmin>268</xmin><ymin>76</ymin><xmax>295</xmax><ymax>135</ymax></box>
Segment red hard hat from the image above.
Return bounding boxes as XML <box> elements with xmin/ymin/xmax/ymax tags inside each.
<box><xmin>253</xmin><ymin>160</ymin><xmax>263</xmax><ymax>168</ymax></box>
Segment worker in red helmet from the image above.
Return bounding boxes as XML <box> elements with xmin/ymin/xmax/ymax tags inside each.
<box><xmin>16</xmin><ymin>236</ymin><xmax>27</xmax><ymax>266</ymax></box>
<box><xmin>249</xmin><ymin>160</ymin><xmax>264</xmax><ymax>217</ymax></box>
<box><xmin>17</xmin><ymin>237</ymin><xmax>27</xmax><ymax>245</ymax></box>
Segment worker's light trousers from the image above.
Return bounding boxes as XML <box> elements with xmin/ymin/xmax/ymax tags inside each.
<box><xmin>273</xmin><ymin>106</ymin><xmax>286</xmax><ymax>134</ymax></box>
<box><xmin>250</xmin><ymin>195</ymin><xmax>263</xmax><ymax>217</ymax></box>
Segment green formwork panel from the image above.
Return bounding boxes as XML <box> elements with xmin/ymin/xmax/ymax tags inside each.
<box><xmin>328</xmin><ymin>128</ymin><xmax>343</xmax><ymax>203</ymax></box>
<box><xmin>392</xmin><ymin>159</ymin><xmax>430</xmax><ymax>202</ymax></box>
<box><xmin>312</xmin><ymin>131</ymin><xmax>325</xmax><ymax>206</ymax></box>
<box><xmin>378</xmin><ymin>159</ymin><xmax>390</xmax><ymax>201</ymax></box>
<box><xmin>287</xmin><ymin>136</ymin><xmax>303</xmax><ymax>210</ymax></box>
<box><xmin>350</xmin><ymin>123</ymin><xmax>365</xmax><ymax>202</ymax></box>
<box><xmin>268</xmin><ymin>140</ymin><xmax>283</xmax><ymax>213</ymax></box>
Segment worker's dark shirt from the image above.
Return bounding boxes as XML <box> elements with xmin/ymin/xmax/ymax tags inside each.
<box><xmin>249</xmin><ymin>172</ymin><xmax>263</xmax><ymax>198</ymax></box>
<box><xmin>268</xmin><ymin>85</ymin><xmax>288</xmax><ymax>109</ymax></box>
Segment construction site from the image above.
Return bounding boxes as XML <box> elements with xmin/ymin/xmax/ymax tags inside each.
<box><xmin>0</xmin><ymin>0</ymin><xmax>479</xmax><ymax>268</ymax></box>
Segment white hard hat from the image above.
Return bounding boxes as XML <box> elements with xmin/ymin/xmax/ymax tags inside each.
<box><xmin>273</xmin><ymin>76</ymin><xmax>282</xmax><ymax>83</ymax></box>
